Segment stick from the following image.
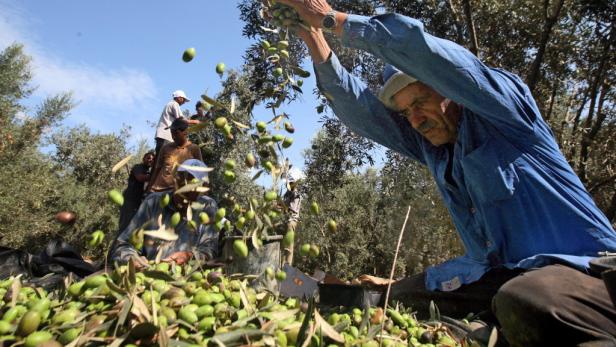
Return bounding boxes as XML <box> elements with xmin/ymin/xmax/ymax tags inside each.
<box><xmin>379</xmin><ymin>205</ymin><xmax>411</xmax><ymax>346</ymax></box>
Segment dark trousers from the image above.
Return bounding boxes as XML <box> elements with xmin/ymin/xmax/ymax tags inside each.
<box><xmin>154</xmin><ymin>137</ymin><xmax>170</xmax><ymax>161</ymax></box>
<box><xmin>389</xmin><ymin>265</ymin><xmax>616</xmax><ymax>346</ymax></box>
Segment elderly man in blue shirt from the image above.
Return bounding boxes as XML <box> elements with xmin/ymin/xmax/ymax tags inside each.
<box><xmin>110</xmin><ymin>159</ymin><xmax>219</xmax><ymax>268</ymax></box>
<box><xmin>272</xmin><ymin>0</ymin><xmax>616</xmax><ymax>345</ymax></box>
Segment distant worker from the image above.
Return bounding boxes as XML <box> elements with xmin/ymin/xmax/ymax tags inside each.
<box><xmin>191</xmin><ymin>100</ymin><xmax>213</xmax><ymax>122</ymax></box>
<box><xmin>148</xmin><ymin>118</ymin><xmax>203</xmax><ymax>193</ymax></box>
<box><xmin>117</xmin><ymin>151</ymin><xmax>155</xmax><ymax>233</ymax></box>
<box><xmin>282</xmin><ymin>167</ymin><xmax>304</xmax><ymax>265</ymax></box>
<box><xmin>110</xmin><ymin>159</ymin><xmax>218</xmax><ymax>267</ymax></box>
<box><xmin>189</xmin><ymin>101</ymin><xmax>213</xmax><ymax>145</ymax></box>
<box><xmin>154</xmin><ymin>90</ymin><xmax>200</xmax><ymax>159</ymax></box>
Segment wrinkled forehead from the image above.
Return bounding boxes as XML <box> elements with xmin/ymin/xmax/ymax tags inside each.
<box><xmin>391</xmin><ymin>82</ymin><xmax>424</xmax><ymax>108</ymax></box>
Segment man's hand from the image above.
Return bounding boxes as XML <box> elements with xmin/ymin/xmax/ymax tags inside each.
<box><xmin>275</xmin><ymin>0</ymin><xmax>333</xmax><ymax>29</ymax></box>
<box><xmin>163</xmin><ymin>251</ymin><xmax>193</xmax><ymax>265</ymax></box>
<box><xmin>131</xmin><ymin>255</ymin><xmax>150</xmax><ymax>270</ymax></box>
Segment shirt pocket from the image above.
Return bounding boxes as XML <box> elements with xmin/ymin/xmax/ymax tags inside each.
<box><xmin>460</xmin><ymin>136</ymin><xmax>520</xmax><ymax>204</ymax></box>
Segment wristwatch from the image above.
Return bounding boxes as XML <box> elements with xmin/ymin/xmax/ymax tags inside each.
<box><xmin>322</xmin><ymin>10</ymin><xmax>337</xmax><ymax>31</ymax></box>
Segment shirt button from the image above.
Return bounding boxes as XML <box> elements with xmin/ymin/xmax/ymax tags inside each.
<box><xmin>486</xmin><ymin>241</ymin><xmax>492</xmax><ymax>247</ymax></box>
<box><xmin>470</xmin><ymin>207</ymin><xmax>476</xmax><ymax>214</ymax></box>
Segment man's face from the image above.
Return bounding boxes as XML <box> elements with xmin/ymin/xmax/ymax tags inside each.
<box><xmin>392</xmin><ymin>82</ymin><xmax>459</xmax><ymax>146</ymax></box>
<box><xmin>175</xmin><ymin>97</ymin><xmax>186</xmax><ymax>105</ymax></box>
<box><xmin>171</xmin><ymin>128</ymin><xmax>188</xmax><ymax>145</ymax></box>
<box><xmin>143</xmin><ymin>154</ymin><xmax>155</xmax><ymax>167</ymax></box>
<box><xmin>196</xmin><ymin>106</ymin><xmax>206</xmax><ymax>116</ymax></box>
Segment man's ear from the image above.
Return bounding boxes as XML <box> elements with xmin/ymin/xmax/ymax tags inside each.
<box><xmin>443</xmin><ymin>99</ymin><xmax>461</xmax><ymax>128</ymax></box>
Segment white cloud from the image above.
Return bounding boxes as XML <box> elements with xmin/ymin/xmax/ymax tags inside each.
<box><xmin>0</xmin><ymin>1</ymin><xmax>157</xmax><ymax>110</ymax></box>
<box><xmin>33</xmin><ymin>59</ymin><xmax>156</xmax><ymax>108</ymax></box>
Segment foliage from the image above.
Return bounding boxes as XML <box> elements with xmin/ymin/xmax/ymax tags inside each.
<box><xmin>297</xmin><ymin>134</ymin><xmax>462</xmax><ymax>280</ymax></box>
<box><xmin>236</xmin><ymin>0</ymin><xmax>615</xmax><ymax>280</ymax></box>
<box><xmin>0</xmin><ymin>44</ymin><xmax>136</xmax><ymax>258</ymax></box>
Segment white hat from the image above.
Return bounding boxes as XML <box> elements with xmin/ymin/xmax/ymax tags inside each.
<box><xmin>377</xmin><ymin>65</ymin><xmax>417</xmax><ymax>111</ymax></box>
<box><xmin>286</xmin><ymin>167</ymin><xmax>305</xmax><ymax>183</ymax></box>
<box><xmin>172</xmin><ymin>90</ymin><xmax>191</xmax><ymax>102</ymax></box>
<box><xmin>178</xmin><ymin>159</ymin><xmax>212</xmax><ymax>181</ymax></box>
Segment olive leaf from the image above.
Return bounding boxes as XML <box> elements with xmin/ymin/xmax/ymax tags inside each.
<box><xmin>487</xmin><ymin>327</ymin><xmax>499</xmax><ymax>347</ymax></box>
<box><xmin>178</xmin><ymin>163</ymin><xmax>214</xmax><ymax>173</ymax></box>
<box><xmin>238</xmin><ymin>281</ymin><xmax>255</xmax><ymax>314</ymax></box>
<box><xmin>9</xmin><ymin>276</ymin><xmax>21</xmax><ymax>308</ymax></box>
<box><xmin>131</xmin><ymin>295</ymin><xmax>152</xmax><ymax>322</ymax></box>
<box><xmin>429</xmin><ymin>300</ymin><xmax>441</xmax><ymax>321</ymax></box>
<box><xmin>127</xmin><ymin>259</ymin><xmax>136</xmax><ymax>287</ymax></box>
<box><xmin>232</xmin><ymin>120</ymin><xmax>251</xmax><ymax>129</ymax></box>
<box><xmin>229</xmin><ymin>96</ymin><xmax>236</xmax><ymax>115</ymax></box>
<box><xmin>143</xmin><ymin>229</ymin><xmax>179</xmax><ymax>241</ymax></box>
<box><xmin>259</xmin><ymin>26</ymin><xmax>280</xmax><ymax>34</ymax></box>
<box><xmin>297</xmin><ymin>297</ymin><xmax>315</xmax><ymax>346</ymax></box>
<box><xmin>186</xmin><ymin>205</ymin><xmax>193</xmax><ymax>222</ymax></box>
<box><xmin>112</xmin><ymin>155</ymin><xmax>134</xmax><ymax>173</ymax></box>
<box><xmin>187</xmin><ymin>122</ymin><xmax>208</xmax><ymax>133</ymax></box>
<box><xmin>114</xmin><ymin>297</ymin><xmax>132</xmax><ymax>336</ymax></box>
<box><xmin>251</xmin><ymin>169</ymin><xmax>264</xmax><ymax>182</ymax></box>
<box><xmin>201</xmin><ymin>94</ymin><xmax>226</xmax><ymax>109</ymax></box>
<box><xmin>290</xmin><ymin>66</ymin><xmax>311</xmax><ymax>78</ymax></box>
<box><xmin>174</xmin><ymin>182</ymin><xmax>209</xmax><ymax>196</ymax></box>
<box><xmin>211</xmin><ymin>328</ymin><xmax>268</xmax><ymax>346</ymax></box>
<box><xmin>313</xmin><ymin>310</ymin><xmax>344</xmax><ymax>343</ymax></box>
<box><xmin>258</xmin><ymin>309</ymin><xmax>299</xmax><ymax>321</ymax></box>
<box><xmin>106</xmin><ymin>278</ymin><xmax>127</xmax><ymax>295</ymax></box>
<box><xmin>251</xmin><ymin>228</ymin><xmax>261</xmax><ymax>251</ymax></box>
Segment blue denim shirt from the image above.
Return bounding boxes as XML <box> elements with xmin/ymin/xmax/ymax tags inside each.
<box><xmin>110</xmin><ymin>192</ymin><xmax>219</xmax><ymax>264</ymax></box>
<box><xmin>314</xmin><ymin>14</ymin><xmax>616</xmax><ymax>291</ymax></box>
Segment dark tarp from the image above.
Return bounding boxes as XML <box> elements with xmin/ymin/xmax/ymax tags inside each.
<box><xmin>0</xmin><ymin>239</ymin><xmax>97</xmax><ymax>290</ymax></box>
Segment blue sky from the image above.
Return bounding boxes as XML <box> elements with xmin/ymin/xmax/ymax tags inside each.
<box><xmin>0</xmin><ymin>0</ymin><xmax>346</xmax><ymax>175</ymax></box>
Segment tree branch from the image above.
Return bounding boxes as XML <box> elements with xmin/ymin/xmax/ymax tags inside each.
<box><xmin>527</xmin><ymin>0</ymin><xmax>566</xmax><ymax>93</ymax></box>
<box><xmin>461</xmin><ymin>0</ymin><xmax>480</xmax><ymax>56</ymax></box>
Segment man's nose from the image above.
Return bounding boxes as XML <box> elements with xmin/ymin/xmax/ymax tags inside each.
<box><xmin>407</xmin><ymin>111</ymin><xmax>426</xmax><ymax>129</ymax></box>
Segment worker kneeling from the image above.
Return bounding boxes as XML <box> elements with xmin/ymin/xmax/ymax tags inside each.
<box><xmin>110</xmin><ymin>159</ymin><xmax>218</xmax><ymax>268</ymax></box>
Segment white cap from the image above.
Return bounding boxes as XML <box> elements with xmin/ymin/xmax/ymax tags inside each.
<box><xmin>377</xmin><ymin>65</ymin><xmax>417</xmax><ymax>111</ymax></box>
<box><xmin>286</xmin><ymin>167</ymin><xmax>305</xmax><ymax>183</ymax></box>
<box><xmin>172</xmin><ymin>90</ymin><xmax>191</xmax><ymax>102</ymax></box>
<box><xmin>178</xmin><ymin>159</ymin><xmax>212</xmax><ymax>181</ymax></box>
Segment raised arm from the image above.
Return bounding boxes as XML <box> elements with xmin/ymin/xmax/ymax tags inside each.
<box><xmin>278</xmin><ymin>0</ymin><xmax>537</xmax><ymax>135</ymax></box>
<box><xmin>298</xmin><ymin>27</ymin><xmax>428</xmax><ymax>162</ymax></box>
<box><xmin>339</xmin><ymin>14</ymin><xmax>537</xmax><ymax>134</ymax></box>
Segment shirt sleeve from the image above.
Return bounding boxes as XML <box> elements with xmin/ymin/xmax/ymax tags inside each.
<box><xmin>341</xmin><ymin>14</ymin><xmax>537</xmax><ymax>135</ymax></box>
<box><xmin>171</xmin><ymin>102</ymin><xmax>184</xmax><ymax>120</ymax></box>
<box><xmin>314</xmin><ymin>52</ymin><xmax>428</xmax><ymax>164</ymax></box>
<box><xmin>110</xmin><ymin>196</ymin><xmax>155</xmax><ymax>263</ymax></box>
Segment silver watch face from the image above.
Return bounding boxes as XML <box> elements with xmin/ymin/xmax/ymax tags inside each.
<box><xmin>323</xmin><ymin>15</ymin><xmax>336</xmax><ymax>29</ymax></box>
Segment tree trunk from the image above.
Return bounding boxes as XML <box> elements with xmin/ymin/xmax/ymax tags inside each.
<box><xmin>545</xmin><ymin>79</ymin><xmax>559</xmax><ymax>120</ymax></box>
<box><xmin>605</xmin><ymin>190</ymin><xmax>616</xmax><ymax>223</ymax></box>
<box><xmin>567</xmin><ymin>91</ymin><xmax>589</xmax><ymax>160</ymax></box>
<box><xmin>579</xmin><ymin>81</ymin><xmax>609</xmax><ymax>183</ymax></box>
<box><xmin>527</xmin><ymin>0</ymin><xmax>566</xmax><ymax>93</ymax></box>
<box><xmin>577</xmin><ymin>22</ymin><xmax>614</xmax><ymax>182</ymax></box>
<box><xmin>461</xmin><ymin>0</ymin><xmax>480</xmax><ymax>56</ymax></box>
